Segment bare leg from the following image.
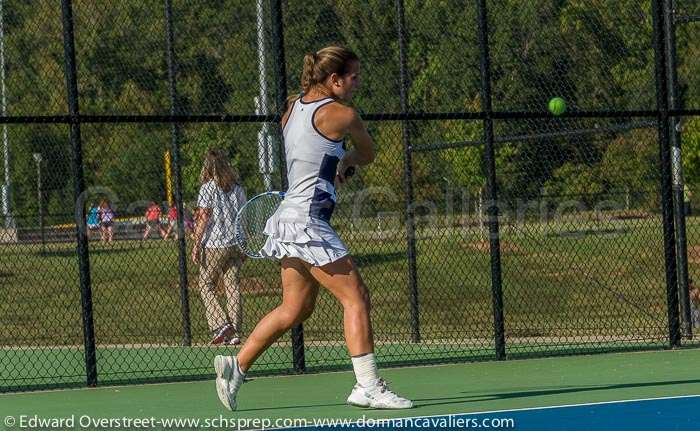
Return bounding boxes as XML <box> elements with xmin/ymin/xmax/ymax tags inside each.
<box><xmin>236</xmin><ymin>257</ymin><xmax>318</xmax><ymax>372</ymax></box>
<box><xmin>310</xmin><ymin>256</ymin><xmax>413</xmax><ymax>408</ymax></box>
<box><xmin>163</xmin><ymin>225</ymin><xmax>172</xmax><ymax>240</ymax></box>
<box><xmin>309</xmin><ymin>256</ymin><xmax>373</xmax><ymax>356</ymax></box>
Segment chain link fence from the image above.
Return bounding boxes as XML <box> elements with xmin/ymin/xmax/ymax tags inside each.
<box><xmin>1</xmin><ymin>0</ymin><xmax>699</xmax><ymax>392</ymax></box>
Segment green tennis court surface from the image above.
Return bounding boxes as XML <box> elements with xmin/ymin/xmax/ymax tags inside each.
<box><xmin>0</xmin><ymin>339</ymin><xmax>668</xmax><ymax>391</ymax></box>
<box><xmin>2</xmin><ymin>348</ymin><xmax>699</xmax><ymax>430</ymax></box>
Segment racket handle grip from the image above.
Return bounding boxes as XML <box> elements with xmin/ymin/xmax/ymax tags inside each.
<box><xmin>344</xmin><ymin>166</ymin><xmax>355</xmax><ymax>178</ymax></box>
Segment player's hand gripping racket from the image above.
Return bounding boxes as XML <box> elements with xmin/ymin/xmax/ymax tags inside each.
<box><xmin>234</xmin><ymin>166</ymin><xmax>355</xmax><ymax>258</ymax></box>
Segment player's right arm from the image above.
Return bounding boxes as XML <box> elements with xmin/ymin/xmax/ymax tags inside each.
<box><xmin>344</xmin><ymin>109</ymin><xmax>375</xmax><ymax>166</ymax></box>
<box><xmin>317</xmin><ymin>104</ymin><xmax>375</xmax><ymax>182</ymax></box>
<box><xmin>333</xmin><ymin>106</ymin><xmax>374</xmax><ymax>183</ymax></box>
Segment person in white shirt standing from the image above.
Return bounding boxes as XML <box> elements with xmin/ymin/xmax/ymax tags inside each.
<box><xmin>192</xmin><ymin>149</ymin><xmax>247</xmax><ymax>346</ymax></box>
<box><xmin>214</xmin><ymin>46</ymin><xmax>413</xmax><ymax>411</ymax></box>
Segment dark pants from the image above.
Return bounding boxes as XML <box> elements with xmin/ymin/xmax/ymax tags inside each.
<box><xmin>684</xmin><ymin>201</ymin><xmax>692</xmax><ymax>217</ymax></box>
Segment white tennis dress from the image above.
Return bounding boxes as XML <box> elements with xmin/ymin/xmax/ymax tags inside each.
<box><xmin>260</xmin><ymin>96</ymin><xmax>350</xmax><ymax>266</ymax></box>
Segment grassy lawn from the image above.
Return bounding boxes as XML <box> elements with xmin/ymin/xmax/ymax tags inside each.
<box><xmin>1</xmin><ymin>212</ymin><xmax>694</xmax><ymax>388</ymax></box>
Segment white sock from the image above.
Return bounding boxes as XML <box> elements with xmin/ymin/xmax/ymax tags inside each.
<box><xmin>351</xmin><ymin>352</ymin><xmax>379</xmax><ymax>387</ymax></box>
<box><xmin>234</xmin><ymin>356</ymin><xmax>246</xmax><ymax>377</ymax></box>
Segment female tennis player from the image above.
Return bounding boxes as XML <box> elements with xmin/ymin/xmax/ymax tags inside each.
<box><xmin>214</xmin><ymin>46</ymin><xmax>413</xmax><ymax>410</ymax></box>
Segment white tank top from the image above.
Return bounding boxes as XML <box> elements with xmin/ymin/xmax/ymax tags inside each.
<box><xmin>280</xmin><ymin>96</ymin><xmax>345</xmax><ymax>223</ymax></box>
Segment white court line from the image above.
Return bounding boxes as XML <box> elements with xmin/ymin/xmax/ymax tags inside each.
<box><xmin>285</xmin><ymin>393</ymin><xmax>700</xmax><ymax>429</ymax></box>
<box><xmin>411</xmin><ymin>392</ymin><xmax>700</xmax><ymax>417</ymax></box>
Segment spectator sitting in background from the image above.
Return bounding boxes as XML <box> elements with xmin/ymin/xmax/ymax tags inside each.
<box><xmin>87</xmin><ymin>203</ymin><xmax>100</xmax><ymax>239</ymax></box>
<box><xmin>143</xmin><ymin>201</ymin><xmax>166</xmax><ymax>241</ymax></box>
<box><xmin>689</xmin><ymin>278</ymin><xmax>700</xmax><ymax>328</ymax></box>
<box><xmin>183</xmin><ymin>204</ymin><xmax>195</xmax><ymax>240</ymax></box>
<box><xmin>163</xmin><ymin>204</ymin><xmax>179</xmax><ymax>240</ymax></box>
<box><xmin>97</xmin><ymin>199</ymin><xmax>115</xmax><ymax>243</ymax></box>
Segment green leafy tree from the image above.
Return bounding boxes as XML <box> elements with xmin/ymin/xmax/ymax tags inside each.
<box><xmin>543</xmin><ymin>162</ymin><xmax>605</xmax><ymax>207</ymax></box>
<box><xmin>682</xmin><ymin>118</ymin><xmax>700</xmax><ymax>187</ymax></box>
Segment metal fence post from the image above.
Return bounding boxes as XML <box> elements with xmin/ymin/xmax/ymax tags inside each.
<box><xmin>476</xmin><ymin>0</ymin><xmax>506</xmax><ymax>360</ymax></box>
<box><xmin>33</xmin><ymin>153</ymin><xmax>45</xmax><ymax>255</ymax></box>
<box><xmin>395</xmin><ymin>0</ymin><xmax>420</xmax><ymax>343</ymax></box>
<box><xmin>663</xmin><ymin>0</ymin><xmax>692</xmax><ymax>339</ymax></box>
<box><xmin>165</xmin><ymin>0</ymin><xmax>192</xmax><ymax>347</ymax></box>
<box><xmin>651</xmin><ymin>0</ymin><xmax>681</xmax><ymax>348</ymax></box>
<box><xmin>269</xmin><ymin>0</ymin><xmax>305</xmax><ymax>372</ymax></box>
<box><xmin>60</xmin><ymin>0</ymin><xmax>98</xmax><ymax>386</ymax></box>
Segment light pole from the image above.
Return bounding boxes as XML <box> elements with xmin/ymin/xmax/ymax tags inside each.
<box><xmin>33</xmin><ymin>153</ymin><xmax>45</xmax><ymax>254</ymax></box>
<box><xmin>0</xmin><ymin>0</ymin><xmax>12</xmax><ymax>229</ymax></box>
<box><xmin>255</xmin><ymin>0</ymin><xmax>273</xmax><ymax>191</ymax></box>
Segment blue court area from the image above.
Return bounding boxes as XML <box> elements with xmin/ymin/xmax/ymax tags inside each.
<box><xmin>286</xmin><ymin>395</ymin><xmax>700</xmax><ymax>430</ymax></box>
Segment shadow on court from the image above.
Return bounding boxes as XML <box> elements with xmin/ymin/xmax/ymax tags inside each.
<box><xmin>414</xmin><ymin>378</ymin><xmax>700</xmax><ymax>408</ymax></box>
<box><xmin>240</xmin><ymin>402</ymin><xmax>349</xmax><ymax>412</ymax></box>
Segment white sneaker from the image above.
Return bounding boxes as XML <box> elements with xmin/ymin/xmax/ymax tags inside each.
<box><xmin>346</xmin><ymin>378</ymin><xmax>413</xmax><ymax>409</ymax></box>
<box><xmin>210</xmin><ymin>324</ymin><xmax>235</xmax><ymax>345</ymax></box>
<box><xmin>214</xmin><ymin>355</ymin><xmax>245</xmax><ymax>410</ymax></box>
<box><xmin>223</xmin><ymin>336</ymin><xmax>241</xmax><ymax>346</ymax></box>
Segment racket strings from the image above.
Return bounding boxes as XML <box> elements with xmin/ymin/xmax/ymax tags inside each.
<box><xmin>235</xmin><ymin>193</ymin><xmax>283</xmax><ymax>257</ymax></box>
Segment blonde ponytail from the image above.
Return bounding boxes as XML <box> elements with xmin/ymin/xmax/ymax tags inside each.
<box><xmin>285</xmin><ymin>46</ymin><xmax>359</xmax><ymax>111</ymax></box>
<box><xmin>301</xmin><ymin>51</ymin><xmax>317</xmax><ymax>94</ymax></box>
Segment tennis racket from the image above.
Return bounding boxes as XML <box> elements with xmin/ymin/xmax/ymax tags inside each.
<box><xmin>234</xmin><ymin>166</ymin><xmax>355</xmax><ymax>258</ymax></box>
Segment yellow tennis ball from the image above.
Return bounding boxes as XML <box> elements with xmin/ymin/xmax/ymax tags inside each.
<box><xmin>548</xmin><ymin>97</ymin><xmax>566</xmax><ymax>115</ymax></box>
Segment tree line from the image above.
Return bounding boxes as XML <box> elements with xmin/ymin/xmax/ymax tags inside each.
<box><xmin>1</xmin><ymin>0</ymin><xmax>699</xmax><ymax>226</ymax></box>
